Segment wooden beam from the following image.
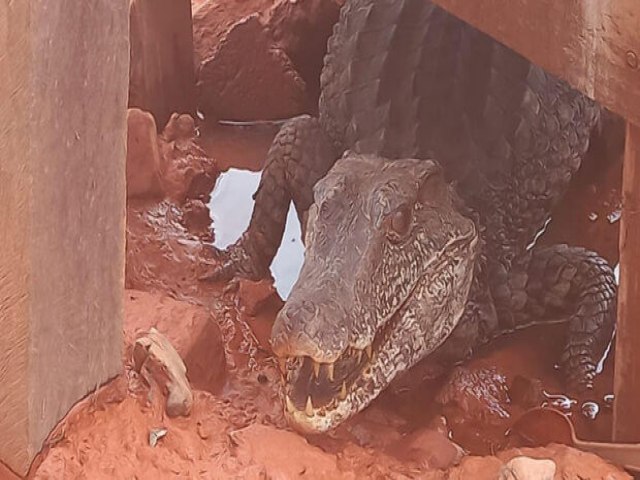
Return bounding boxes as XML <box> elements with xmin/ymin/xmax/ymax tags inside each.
<box><xmin>431</xmin><ymin>0</ymin><xmax>640</xmax><ymax>126</ymax></box>
<box><xmin>613</xmin><ymin>122</ymin><xmax>640</xmax><ymax>443</ymax></box>
<box><xmin>0</xmin><ymin>1</ymin><xmax>128</xmax><ymax>475</ymax></box>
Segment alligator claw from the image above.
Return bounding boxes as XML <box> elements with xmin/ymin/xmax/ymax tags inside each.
<box><xmin>198</xmin><ymin>242</ymin><xmax>269</xmax><ymax>283</ymax></box>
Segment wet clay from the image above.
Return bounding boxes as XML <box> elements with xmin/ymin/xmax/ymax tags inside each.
<box><xmin>25</xmin><ymin>121</ymin><xmax>630</xmax><ymax>478</ymax></box>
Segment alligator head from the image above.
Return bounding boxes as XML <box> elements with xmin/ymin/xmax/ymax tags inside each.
<box><xmin>270</xmin><ymin>153</ymin><xmax>479</xmax><ymax>432</ymax></box>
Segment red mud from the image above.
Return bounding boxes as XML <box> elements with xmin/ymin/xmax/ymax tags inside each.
<box><xmin>13</xmin><ymin>3</ymin><xmax>630</xmax><ymax>476</ymax></box>
<box><xmin>192</xmin><ymin>0</ymin><xmax>343</xmax><ymax>117</ymax></box>
<box><xmin>20</xmin><ymin>119</ymin><xmax>630</xmax><ymax>479</ymax></box>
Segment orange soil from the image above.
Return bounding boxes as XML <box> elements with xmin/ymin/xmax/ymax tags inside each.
<box><xmin>19</xmin><ymin>119</ymin><xmax>631</xmax><ymax>479</ymax></box>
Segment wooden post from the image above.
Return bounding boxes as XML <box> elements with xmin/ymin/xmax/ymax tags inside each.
<box><xmin>0</xmin><ymin>1</ymin><xmax>128</xmax><ymax>475</ymax></box>
<box><xmin>613</xmin><ymin>122</ymin><xmax>640</xmax><ymax>442</ymax></box>
<box><xmin>129</xmin><ymin>0</ymin><xmax>197</xmax><ymax>130</ymax></box>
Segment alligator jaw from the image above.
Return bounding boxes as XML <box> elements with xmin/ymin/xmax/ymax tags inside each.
<box><xmin>277</xmin><ymin>232</ymin><xmax>477</xmax><ymax>433</ymax></box>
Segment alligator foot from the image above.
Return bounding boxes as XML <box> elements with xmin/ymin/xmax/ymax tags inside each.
<box><xmin>200</xmin><ymin>115</ymin><xmax>339</xmax><ymax>283</ymax></box>
<box><xmin>492</xmin><ymin>244</ymin><xmax>617</xmax><ymax>391</ymax></box>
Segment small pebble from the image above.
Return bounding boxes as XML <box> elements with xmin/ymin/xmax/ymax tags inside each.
<box><xmin>581</xmin><ymin>401</ymin><xmax>600</xmax><ymax>420</ymax></box>
<box><xmin>603</xmin><ymin>394</ymin><xmax>615</xmax><ymax>407</ymax></box>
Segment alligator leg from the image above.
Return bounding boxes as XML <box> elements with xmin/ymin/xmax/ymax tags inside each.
<box><xmin>201</xmin><ymin>115</ymin><xmax>338</xmax><ymax>282</ymax></box>
<box><xmin>491</xmin><ymin>244</ymin><xmax>617</xmax><ymax>390</ymax></box>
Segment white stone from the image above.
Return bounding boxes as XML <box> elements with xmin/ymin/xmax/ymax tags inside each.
<box><xmin>498</xmin><ymin>456</ymin><xmax>557</xmax><ymax>480</ymax></box>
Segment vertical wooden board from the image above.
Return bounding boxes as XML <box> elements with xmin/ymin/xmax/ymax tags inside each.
<box><xmin>432</xmin><ymin>0</ymin><xmax>640</xmax><ymax>126</ymax></box>
<box><xmin>0</xmin><ymin>0</ymin><xmax>31</xmax><ymax>472</ymax></box>
<box><xmin>0</xmin><ymin>0</ymin><xmax>129</xmax><ymax>474</ymax></box>
<box><xmin>613</xmin><ymin>122</ymin><xmax>640</xmax><ymax>442</ymax></box>
<box><xmin>129</xmin><ymin>0</ymin><xmax>197</xmax><ymax>130</ymax></box>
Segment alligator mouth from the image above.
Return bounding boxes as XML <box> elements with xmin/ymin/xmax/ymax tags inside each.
<box><xmin>277</xmin><ymin>232</ymin><xmax>477</xmax><ymax>433</ymax></box>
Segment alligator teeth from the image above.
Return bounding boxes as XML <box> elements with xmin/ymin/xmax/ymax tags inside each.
<box><xmin>356</xmin><ymin>350</ymin><xmax>363</xmax><ymax>364</ymax></box>
<box><xmin>365</xmin><ymin>345</ymin><xmax>373</xmax><ymax>360</ymax></box>
<box><xmin>313</xmin><ymin>361</ymin><xmax>321</xmax><ymax>379</ymax></box>
<box><xmin>339</xmin><ymin>382</ymin><xmax>347</xmax><ymax>400</ymax></box>
<box><xmin>327</xmin><ymin>363</ymin><xmax>335</xmax><ymax>382</ymax></box>
<box><xmin>285</xmin><ymin>395</ymin><xmax>295</xmax><ymax>412</ymax></box>
<box><xmin>305</xmin><ymin>396</ymin><xmax>314</xmax><ymax>417</ymax></box>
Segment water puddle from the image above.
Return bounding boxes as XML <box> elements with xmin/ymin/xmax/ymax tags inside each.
<box><xmin>209</xmin><ymin>168</ymin><xmax>304</xmax><ymax>299</ymax></box>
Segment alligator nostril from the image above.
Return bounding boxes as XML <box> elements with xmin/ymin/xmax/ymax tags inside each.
<box><xmin>286</xmin><ymin>300</ymin><xmax>315</xmax><ymax>321</ymax></box>
<box><xmin>301</xmin><ymin>300</ymin><xmax>315</xmax><ymax>314</ymax></box>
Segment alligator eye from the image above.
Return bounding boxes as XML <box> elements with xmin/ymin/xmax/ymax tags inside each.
<box><xmin>386</xmin><ymin>207</ymin><xmax>412</xmax><ymax>240</ymax></box>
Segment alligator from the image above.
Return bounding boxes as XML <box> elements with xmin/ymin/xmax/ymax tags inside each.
<box><xmin>203</xmin><ymin>0</ymin><xmax>617</xmax><ymax>433</ymax></box>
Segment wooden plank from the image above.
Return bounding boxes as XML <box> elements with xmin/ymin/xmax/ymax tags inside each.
<box><xmin>613</xmin><ymin>122</ymin><xmax>640</xmax><ymax>443</ymax></box>
<box><xmin>0</xmin><ymin>0</ymin><xmax>128</xmax><ymax>475</ymax></box>
<box><xmin>431</xmin><ymin>0</ymin><xmax>640</xmax><ymax>126</ymax></box>
<box><xmin>129</xmin><ymin>0</ymin><xmax>197</xmax><ymax>130</ymax></box>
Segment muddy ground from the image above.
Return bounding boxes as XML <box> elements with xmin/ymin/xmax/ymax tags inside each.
<box><xmin>3</xmin><ymin>0</ymin><xmax>633</xmax><ymax>478</ymax></box>
<box><xmin>23</xmin><ymin>118</ymin><xmax>628</xmax><ymax>478</ymax></box>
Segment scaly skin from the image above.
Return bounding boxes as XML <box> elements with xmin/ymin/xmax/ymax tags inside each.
<box><xmin>203</xmin><ymin>0</ymin><xmax>616</xmax><ymax>432</ymax></box>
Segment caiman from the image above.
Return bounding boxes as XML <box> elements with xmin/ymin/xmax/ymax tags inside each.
<box><xmin>203</xmin><ymin>0</ymin><xmax>617</xmax><ymax>433</ymax></box>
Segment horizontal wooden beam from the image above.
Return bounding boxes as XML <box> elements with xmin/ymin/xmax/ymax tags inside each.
<box><xmin>432</xmin><ymin>0</ymin><xmax>640</xmax><ymax>125</ymax></box>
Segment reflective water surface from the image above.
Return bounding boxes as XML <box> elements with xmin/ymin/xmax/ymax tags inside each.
<box><xmin>209</xmin><ymin>168</ymin><xmax>304</xmax><ymax>299</ymax></box>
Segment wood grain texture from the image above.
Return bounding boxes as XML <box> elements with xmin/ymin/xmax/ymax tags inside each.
<box><xmin>0</xmin><ymin>1</ymin><xmax>30</xmax><ymax>472</ymax></box>
<box><xmin>129</xmin><ymin>0</ymin><xmax>197</xmax><ymax>130</ymax></box>
<box><xmin>613</xmin><ymin>122</ymin><xmax>640</xmax><ymax>442</ymax></box>
<box><xmin>0</xmin><ymin>1</ymin><xmax>129</xmax><ymax>474</ymax></box>
<box><xmin>431</xmin><ymin>0</ymin><xmax>640</xmax><ymax>125</ymax></box>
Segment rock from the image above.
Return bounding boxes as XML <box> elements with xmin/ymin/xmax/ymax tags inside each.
<box><xmin>161</xmin><ymin>112</ymin><xmax>197</xmax><ymax>142</ymax></box>
<box><xmin>133</xmin><ymin>329</ymin><xmax>194</xmax><ymax>417</ymax></box>
<box><xmin>192</xmin><ymin>0</ymin><xmax>343</xmax><ymax>109</ymax></box>
<box><xmin>126</xmin><ymin>109</ymin><xmax>164</xmax><ymax>199</ymax></box>
<box><xmin>125</xmin><ymin>291</ymin><xmax>226</xmax><ymax>393</ymax></box>
<box><xmin>229</xmin><ymin>424</ymin><xmax>353</xmax><ymax>479</ymax></box>
<box><xmin>129</xmin><ymin>0</ymin><xmax>196</xmax><ymax>129</ymax></box>
<box><xmin>194</xmin><ymin>13</ymin><xmax>308</xmax><ymax>120</ymax></box>
<box><xmin>236</xmin><ymin>278</ymin><xmax>282</xmax><ymax>316</ymax></box>
<box><xmin>498</xmin><ymin>457</ymin><xmax>556</xmax><ymax>480</ymax></box>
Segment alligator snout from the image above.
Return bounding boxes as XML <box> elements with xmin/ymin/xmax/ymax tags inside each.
<box><xmin>271</xmin><ymin>294</ymin><xmax>349</xmax><ymax>363</ymax></box>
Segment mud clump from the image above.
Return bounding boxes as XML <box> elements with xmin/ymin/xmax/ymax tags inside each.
<box><xmin>125</xmin><ymin>291</ymin><xmax>226</xmax><ymax>394</ymax></box>
<box><xmin>127</xmin><ymin>108</ymin><xmax>219</xmax><ymax>207</ymax></box>
<box><xmin>230</xmin><ymin>424</ymin><xmax>350</xmax><ymax>479</ymax></box>
<box><xmin>436</xmin><ymin>367</ymin><xmax>512</xmax><ymax>454</ymax></box>
<box><xmin>192</xmin><ymin>0</ymin><xmax>343</xmax><ymax>119</ymax></box>
<box><xmin>126</xmin><ymin>109</ymin><xmax>165</xmax><ymax>199</ymax></box>
<box><xmin>264</xmin><ymin>0</ymin><xmax>344</xmax><ymax>100</ymax></box>
<box><xmin>509</xmin><ymin>375</ymin><xmax>545</xmax><ymax>409</ymax></box>
<box><xmin>236</xmin><ymin>278</ymin><xmax>283</xmax><ymax>316</ymax></box>
<box><xmin>195</xmin><ymin>13</ymin><xmax>307</xmax><ymax>120</ymax></box>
